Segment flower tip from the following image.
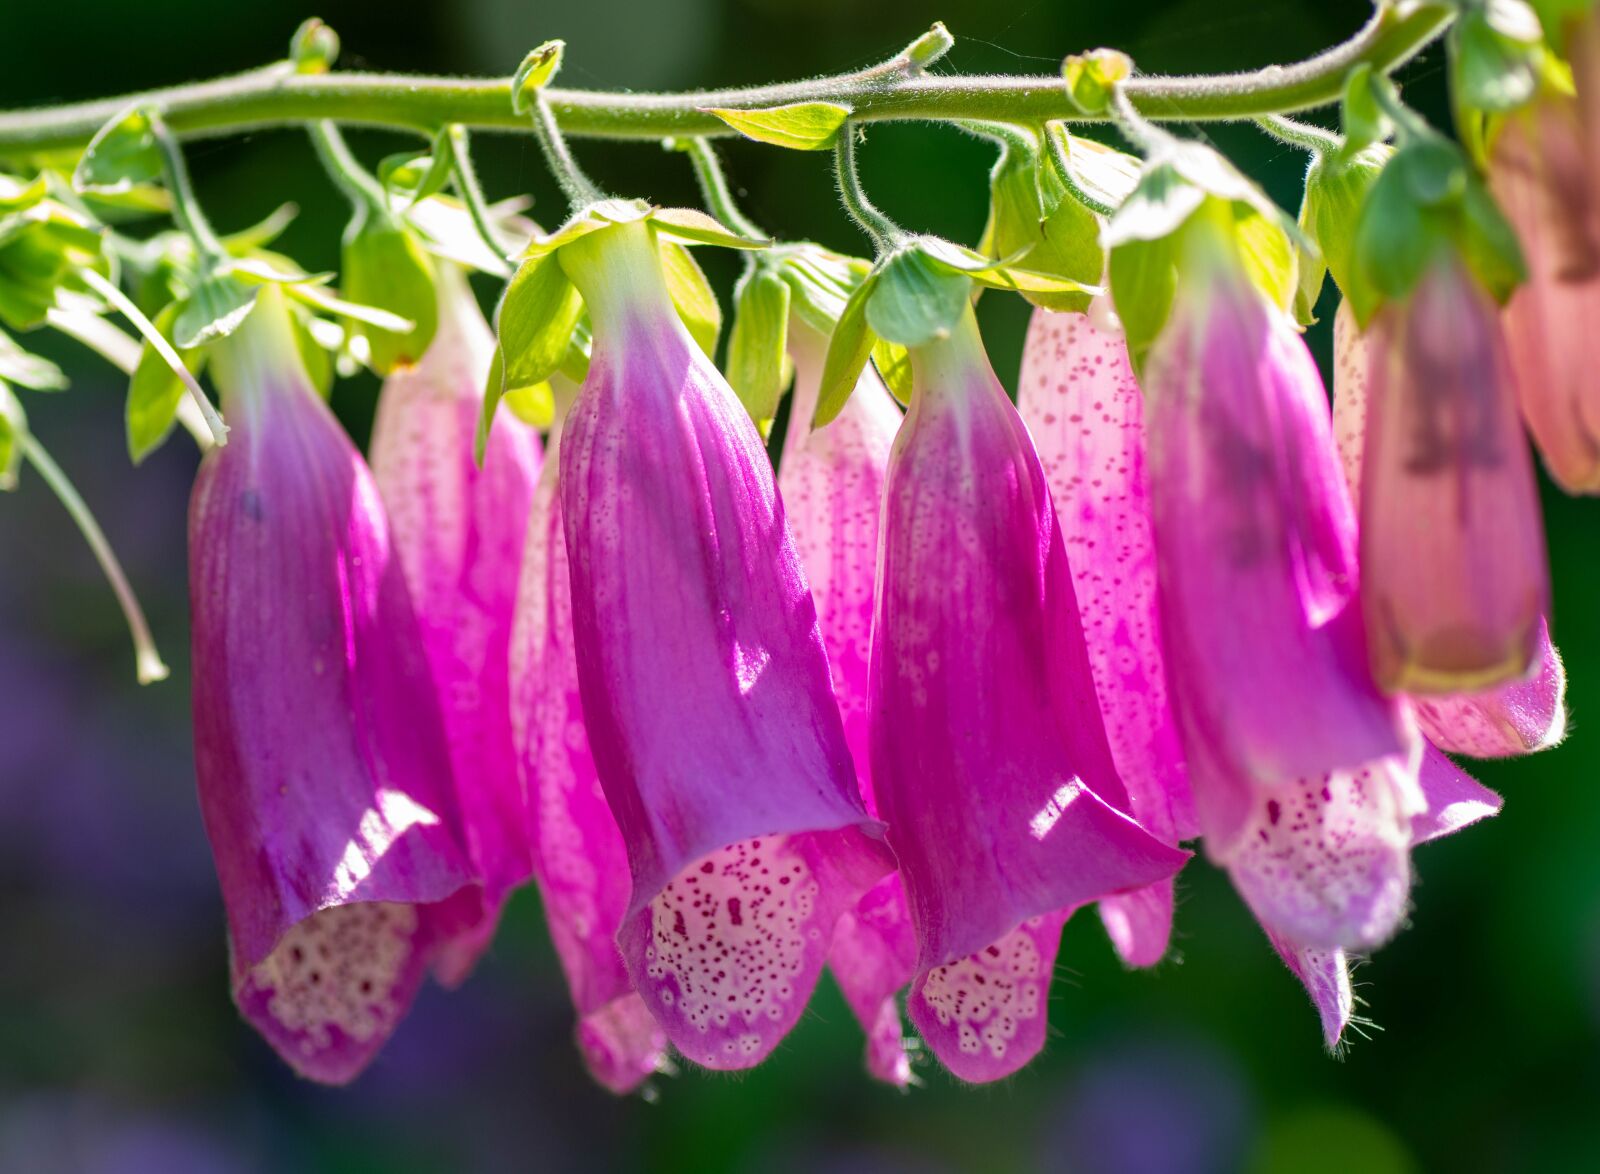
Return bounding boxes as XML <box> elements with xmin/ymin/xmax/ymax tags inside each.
<box><xmin>135</xmin><ymin>649</ymin><xmax>171</xmax><ymax>685</ymax></box>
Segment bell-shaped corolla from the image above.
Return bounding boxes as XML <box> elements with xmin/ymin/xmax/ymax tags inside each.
<box><xmin>1489</xmin><ymin>84</ymin><xmax>1600</xmax><ymax>492</ymax></box>
<box><xmin>1017</xmin><ymin>302</ymin><xmax>1200</xmax><ymax>969</ymax></box>
<box><xmin>1358</xmin><ymin>253</ymin><xmax>1550</xmax><ymax>695</ymax></box>
<box><xmin>189</xmin><ymin>286</ymin><xmax>480</xmax><ymax>1084</ymax></box>
<box><xmin>871</xmin><ymin>298</ymin><xmax>1187</xmax><ymax>1084</ymax></box>
<box><xmin>368</xmin><ymin>264</ymin><xmax>542</xmax><ymax>985</ymax></box>
<box><xmin>1333</xmin><ymin>301</ymin><xmax>1565</xmax><ymax>758</ymax></box>
<box><xmin>553</xmin><ymin>219</ymin><xmax>893</xmax><ymax>1071</ymax></box>
<box><xmin>509</xmin><ymin>378</ymin><xmax>667</xmax><ymax>1094</ymax></box>
<box><xmin>779</xmin><ymin>320</ymin><xmax>916</xmax><ymax>1086</ymax></box>
<box><xmin>1142</xmin><ymin>229</ymin><xmax>1408</xmax><ymax>862</ymax></box>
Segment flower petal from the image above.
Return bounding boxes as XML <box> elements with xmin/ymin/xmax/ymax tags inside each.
<box><xmin>1266</xmin><ymin>930</ymin><xmax>1354</xmax><ymax>1052</ymax></box>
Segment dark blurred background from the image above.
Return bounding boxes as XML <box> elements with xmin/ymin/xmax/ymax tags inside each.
<box><xmin>2</xmin><ymin>2</ymin><xmax>1597</xmax><ymax>1171</ymax></box>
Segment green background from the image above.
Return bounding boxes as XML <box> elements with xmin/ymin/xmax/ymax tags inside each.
<box><xmin>2</xmin><ymin>2</ymin><xmax>1597</xmax><ymax>1171</ymax></box>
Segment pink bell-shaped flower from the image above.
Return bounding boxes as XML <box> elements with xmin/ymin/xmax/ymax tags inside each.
<box><xmin>1017</xmin><ymin>302</ymin><xmax>1199</xmax><ymax>969</ymax></box>
<box><xmin>779</xmin><ymin>322</ymin><xmax>916</xmax><ymax>1087</ymax></box>
<box><xmin>369</xmin><ymin>264</ymin><xmax>542</xmax><ymax>985</ymax></box>
<box><xmin>1358</xmin><ymin>254</ymin><xmax>1550</xmax><ymax>695</ymax></box>
<box><xmin>189</xmin><ymin>286</ymin><xmax>480</xmax><ymax>1084</ymax></box>
<box><xmin>510</xmin><ymin>378</ymin><xmax>666</xmax><ymax>1094</ymax></box>
<box><xmin>1333</xmin><ymin>301</ymin><xmax>1565</xmax><ymax>758</ymax></box>
<box><xmin>871</xmin><ymin>300</ymin><xmax>1187</xmax><ymax>1083</ymax></box>
<box><xmin>554</xmin><ymin>220</ymin><xmax>893</xmax><ymax>1071</ymax></box>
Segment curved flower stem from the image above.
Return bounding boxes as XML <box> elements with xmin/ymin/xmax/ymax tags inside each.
<box><xmin>0</xmin><ymin>4</ymin><xmax>1453</xmax><ymax>153</ymax></box>
<box><xmin>1256</xmin><ymin>113</ymin><xmax>1343</xmax><ymax>154</ymax></box>
<box><xmin>679</xmin><ymin>138</ymin><xmax>765</xmax><ymax>240</ymax></box>
<box><xmin>445</xmin><ymin>125</ymin><xmax>515</xmax><ymax>275</ymax></box>
<box><xmin>147</xmin><ymin>110</ymin><xmax>229</xmax><ymax>262</ymax></box>
<box><xmin>19</xmin><ymin>432</ymin><xmax>170</xmax><ymax>685</ymax></box>
<box><xmin>529</xmin><ymin>91</ymin><xmax>604</xmax><ymax>211</ymax></box>
<box><xmin>833</xmin><ymin>128</ymin><xmax>905</xmax><ymax>254</ymax></box>
<box><xmin>1108</xmin><ymin>84</ymin><xmax>1174</xmax><ymax>155</ymax></box>
<box><xmin>79</xmin><ymin>268</ymin><xmax>229</xmax><ymax>447</ymax></box>
<box><xmin>307</xmin><ymin>119</ymin><xmax>389</xmax><ymax>213</ymax></box>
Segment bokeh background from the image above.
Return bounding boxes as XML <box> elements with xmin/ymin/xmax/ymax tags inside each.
<box><xmin>3</xmin><ymin>2</ymin><xmax>1598</xmax><ymax>1171</ymax></box>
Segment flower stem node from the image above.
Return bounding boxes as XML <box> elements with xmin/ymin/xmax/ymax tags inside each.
<box><xmin>512</xmin><ymin>41</ymin><xmax>566</xmax><ymax>114</ymax></box>
<box><xmin>1062</xmin><ymin>48</ymin><xmax>1133</xmax><ymax>116</ymax></box>
<box><xmin>289</xmin><ymin>18</ymin><xmax>341</xmax><ymax>75</ymax></box>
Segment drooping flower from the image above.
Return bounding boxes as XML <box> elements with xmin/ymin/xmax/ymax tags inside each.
<box><xmin>509</xmin><ymin>377</ymin><xmax>666</xmax><ymax>1094</ymax></box>
<box><xmin>554</xmin><ymin>218</ymin><xmax>894</xmax><ymax>1071</ymax></box>
<box><xmin>1017</xmin><ymin>302</ymin><xmax>1199</xmax><ymax>968</ymax></box>
<box><xmin>189</xmin><ymin>286</ymin><xmax>480</xmax><ymax>1084</ymax></box>
<box><xmin>1488</xmin><ymin>81</ymin><xmax>1600</xmax><ymax>492</ymax></box>
<box><xmin>1357</xmin><ymin>253</ymin><xmax>1550</xmax><ymax>695</ymax></box>
<box><xmin>1333</xmin><ymin>301</ymin><xmax>1566</xmax><ymax>758</ymax></box>
<box><xmin>368</xmin><ymin>263</ymin><xmax>542</xmax><ymax>985</ymax></box>
<box><xmin>871</xmin><ymin>299</ymin><xmax>1188</xmax><ymax>1083</ymax></box>
<box><xmin>779</xmin><ymin>321</ymin><xmax>916</xmax><ymax>1087</ymax></box>
<box><xmin>1142</xmin><ymin>228</ymin><xmax>1409</xmax><ymax>863</ymax></box>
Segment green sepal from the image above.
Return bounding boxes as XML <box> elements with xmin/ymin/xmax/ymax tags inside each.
<box><xmin>340</xmin><ymin>219</ymin><xmax>439</xmax><ymax>373</ymax></box>
<box><xmin>288</xmin><ymin>300</ymin><xmax>336</xmax><ymax>398</ymax></box>
<box><xmin>290</xmin><ymin>17</ymin><xmax>340</xmax><ymax>74</ymax></box>
<box><xmin>777</xmin><ymin>246</ymin><xmax>869</xmax><ymax>334</ymax></box>
<box><xmin>0</xmin><ymin>326</ymin><xmax>68</xmax><ymax>390</ymax></box>
<box><xmin>221</xmin><ymin>203</ymin><xmax>298</xmax><ymax>254</ymax></box>
<box><xmin>726</xmin><ymin>265</ymin><xmax>792</xmax><ymax>426</ymax></box>
<box><xmin>1454</xmin><ymin>2</ymin><xmax>1545</xmax><ymax>114</ymax></box>
<box><xmin>865</xmin><ymin>247</ymin><xmax>973</xmax><ymax>349</ymax></box>
<box><xmin>377</xmin><ymin>131</ymin><xmax>454</xmax><ymax>207</ymax></box>
<box><xmin>1234</xmin><ymin>202</ymin><xmax>1300</xmax><ymax>314</ymax></box>
<box><xmin>659</xmin><ymin>239</ymin><xmax>722</xmax><ymax>360</ymax></box>
<box><xmin>0</xmin><ymin>174</ymin><xmax>48</xmax><ymax>213</ymax></box>
<box><xmin>512</xmin><ymin>41</ymin><xmax>565</xmax><ymax>113</ymax></box>
<box><xmin>1108</xmin><ymin>233</ymin><xmax>1179</xmax><ymax>374</ymax></box>
<box><xmin>72</xmin><ymin>106</ymin><xmax>163</xmax><ymax>195</ymax></box>
<box><xmin>1061</xmin><ymin>48</ymin><xmax>1132</xmax><ymax>116</ymax></box>
<box><xmin>813</xmin><ymin>271</ymin><xmax>880</xmax><ymax>429</ymax></box>
<box><xmin>0</xmin><ymin>380</ymin><xmax>25</xmax><ymax>490</ymax></box>
<box><xmin>702</xmin><ymin>102</ymin><xmax>852</xmax><ymax>151</ymax></box>
<box><xmin>558</xmin><ymin>315</ymin><xmax>592</xmax><ymax>384</ymax></box>
<box><xmin>1102</xmin><ymin>162</ymin><xmax>1208</xmax><ymax>248</ymax></box>
<box><xmin>126</xmin><ymin>300</ymin><xmax>204</xmax><ymax>463</ymax></box>
<box><xmin>519</xmin><ymin>199</ymin><xmax>653</xmax><ymax>261</ymax></box>
<box><xmin>283</xmin><ymin>281</ymin><xmax>415</xmax><ymax>333</ymax></box>
<box><xmin>980</xmin><ymin>135</ymin><xmax>1101</xmax><ymax>312</ymax></box>
<box><xmin>171</xmin><ymin>272</ymin><xmax>259</xmax><ymax>350</ymax></box>
<box><xmin>871</xmin><ymin>337</ymin><xmax>913</xmax><ymax>404</ymax></box>
<box><xmin>504</xmin><ymin>380</ymin><xmax>556</xmax><ymax>429</ymax></box>
<box><xmin>481</xmin><ymin>252</ymin><xmax>584</xmax><ymax>460</ymax></box>
<box><xmin>0</xmin><ymin>199</ymin><xmax>106</xmax><ymax>330</ymax></box>
<box><xmin>650</xmin><ymin>206</ymin><xmax>770</xmax><ymax>249</ymax></box>
<box><xmin>1340</xmin><ymin>64</ymin><xmax>1393</xmax><ymax>158</ymax></box>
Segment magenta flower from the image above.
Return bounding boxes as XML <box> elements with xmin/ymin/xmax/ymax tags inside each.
<box><xmin>509</xmin><ymin>383</ymin><xmax>666</xmax><ymax>1094</ymax></box>
<box><xmin>1489</xmin><ymin>87</ymin><xmax>1600</xmax><ymax>493</ymax></box>
<box><xmin>189</xmin><ymin>287</ymin><xmax>480</xmax><ymax>1084</ymax></box>
<box><xmin>872</xmin><ymin>301</ymin><xmax>1187</xmax><ymax>1083</ymax></box>
<box><xmin>1017</xmin><ymin>303</ymin><xmax>1199</xmax><ymax>968</ymax></box>
<box><xmin>554</xmin><ymin>220</ymin><xmax>894</xmax><ymax>1071</ymax></box>
<box><xmin>1333</xmin><ymin>302</ymin><xmax>1566</xmax><ymax>758</ymax></box>
<box><xmin>369</xmin><ymin>264</ymin><xmax>542</xmax><ymax>985</ymax></box>
<box><xmin>1357</xmin><ymin>254</ymin><xmax>1550</xmax><ymax>695</ymax></box>
<box><xmin>1142</xmin><ymin>238</ymin><xmax>1408</xmax><ymax>862</ymax></box>
<box><xmin>779</xmin><ymin>324</ymin><xmax>916</xmax><ymax>1086</ymax></box>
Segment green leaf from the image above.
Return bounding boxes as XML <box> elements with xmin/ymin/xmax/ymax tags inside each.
<box><xmin>127</xmin><ymin>302</ymin><xmax>203</xmax><ymax>463</ymax></box>
<box><xmin>871</xmin><ymin>337</ymin><xmax>913</xmax><ymax>405</ymax></box>
<box><xmin>1108</xmin><ymin>234</ymin><xmax>1180</xmax><ymax>373</ymax></box>
<box><xmin>0</xmin><ymin>380</ymin><xmax>25</xmax><ymax>490</ymax></box>
<box><xmin>659</xmin><ymin>240</ymin><xmax>722</xmax><ymax>360</ymax></box>
<box><xmin>0</xmin><ymin>327</ymin><xmax>68</xmax><ymax>390</ymax></box>
<box><xmin>512</xmin><ymin>41</ymin><xmax>565</xmax><ymax>113</ymax></box>
<box><xmin>1456</xmin><ymin>9</ymin><xmax>1542</xmax><ymax>113</ymax></box>
<box><xmin>340</xmin><ymin>221</ymin><xmax>439</xmax><ymax>373</ymax></box>
<box><xmin>1234</xmin><ymin>203</ymin><xmax>1298</xmax><ymax>313</ymax></box>
<box><xmin>171</xmin><ymin>273</ymin><xmax>260</xmax><ymax>350</ymax></box>
<box><xmin>702</xmin><ymin>102</ymin><xmax>852</xmax><ymax>151</ymax></box>
<box><xmin>73</xmin><ymin>106</ymin><xmax>163</xmax><ymax>194</ymax></box>
<box><xmin>813</xmin><ymin>273</ymin><xmax>879</xmax><ymax>428</ymax></box>
<box><xmin>1061</xmin><ymin>48</ymin><xmax>1132</xmax><ymax>116</ymax></box>
<box><xmin>1350</xmin><ymin>152</ymin><xmax>1446</xmax><ymax>320</ymax></box>
<box><xmin>726</xmin><ymin>266</ymin><xmax>791</xmax><ymax>426</ymax></box>
<box><xmin>865</xmin><ymin>248</ymin><xmax>973</xmax><ymax>348</ymax></box>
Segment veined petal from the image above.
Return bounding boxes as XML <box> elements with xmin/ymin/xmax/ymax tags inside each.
<box><xmin>190</xmin><ymin>287</ymin><xmax>478</xmax><ymax>1083</ymax></box>
<box><xmin>510</xmin><ymin>405</ymin><xmax>665</xmax><ymax>1093</ymax></box>
<box><xmin>1266</xmin><ymin>930</ymin><xmax>1354</xmax><ymax>1053</ymax></box>
<box><xmin>1334</xmin><ymin>301</ymin><xmax>1565</xmax><ymax>757</ymax></box>
<box><xmin>369</xmin><ymin>264</ymin><xmax>542</xmax><ymax>985</ymax></box>
<box><xmin>780</xmin><ymin>324</ymin><xmax>915</xmax><ymax>1084</ymax></box>
<box><xmin>873</xmin><ymin>304</ymin><xmax>1187</xmax><ymax>1082</ymax></box>
<box><xmin>1018</xmin><ymin>304</ymin><xmax>1198</xmax><ymax>968</ymax></box>
<box><xmin>557</xmin><ymin>222</ymin><xmax>892</xmax><ymax>1071</ymax></box>
<box><xmin>1410</xmin><ymin>742</ymin><xmax>1503</xmax><ymax>845</ymax></box>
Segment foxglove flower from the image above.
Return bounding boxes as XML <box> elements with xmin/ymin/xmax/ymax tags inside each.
<box><xmin>1488</xmin><ymin>84</ymin><xmax>1600</xmax><ymax>492</ymax></box>
<box><xmin>779</xmin><ymin>324</ymin><xmax>916</xmax><ymax>1086</ymax></box>
<box><xmin>369</xmin><ymin>264</ymin><xmax>542</xmax><ymax>984</ymax></box>
<box><xmin>1017</xmin><ymin>303</ymin><xmax>1199</xmax><ymax>968</ymax></box>
<box><xmin>555</xmin><ymin>220</ymin><xmax>894</xmax><ymax>1071</ymax></box>
<box><xmin>1358</xmin><ymin>254</ymin><xmax>1550</xmax><ymax>695</ymax></box>
<box><xmin>1143</xmin><ymin>234</ymin><xmax>1408</xmax><ymax>862</ymax></box>
<box><xmin>1334</xmin><ymin>302</ymin><xmax>1565</xmax><ymax>758</ymax></box>
<box><xmin>189</xmin><ymin>286</ymin><xmax>479</xmax><ymax>1084</ymax></box>
<box><xmin>872</xmin><ymin>301</ymin><xmax>1187</xmax><ymax>1083</ymax></box>
<box><xmin>509</xmin><ymin>380</ymin><xmax>666</xmax><ymax>1094</ymax></box>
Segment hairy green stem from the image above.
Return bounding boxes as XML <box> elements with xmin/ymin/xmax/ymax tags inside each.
<box><xmin>445</xmin><ymin>126</ymin><xmax>515</xmax><ymax>274</ymax></box>
<box><xmin>148</xmin><ymin>110</ymin><xmax>228</xmax><ymax>259</ymax></box>
<box><xmin>1255</xmin><ymin>113</ymin><xmax>1344</xmax><ymax>154</ymax></box>
<box><xmin>529</xmin><ymin>91</ymin><xmax>604</xmax><ymax>210</ymax></box>
<box><xmin>679</xmin><ymin>138</ymin><xmax>765</xmax><ymax>239</ymax></box>
<box><xmin>307</xmin><ymin>119</ymin><xmax>389</xmax><ymax>213</ymax></box>
<box><xmin>0</xmin><ymin>5</ymin><xmax>1453</xmax><ymax>154</ymax></box>
<box><xmin>833</xmin><ymin>129</ymin><xmax>904</xmax><ymax>253</ymax></box>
